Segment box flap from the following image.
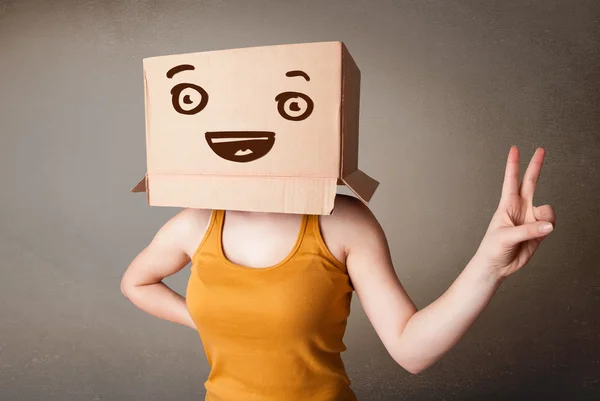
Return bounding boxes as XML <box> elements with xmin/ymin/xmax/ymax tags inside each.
<box><xmin>341</xmin><ymin>169</ymin><xmax>379</xmax><ymax>203</ymax></box>
<box><xmin>131</xmin><ymin>175</ymin><xmax>148</xmax><ymax>192</ymax></box>
<box><xmin>147</xmin><ymin>173</ymin><xmax>338</xmax><ymax>215</ymax></box>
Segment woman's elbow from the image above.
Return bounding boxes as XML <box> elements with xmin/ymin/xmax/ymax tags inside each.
<box><xmin>398</xmin><ymin>363</ymin><xmax>426</xmax><ymax>375</ymax></box>
<box><xmin>403</xmin><ymin>365</ymin><xmax>425</xmax><ymax>375</ymax></box>
<box><xmin>394</xmin><ymin>355</ymin><xmax>428</xmax><ymax>375</ymax></box>
<box><xmin>120</xmin><ymin>277</ymin><xmax>135</xmax><ymax>299</ymax></box>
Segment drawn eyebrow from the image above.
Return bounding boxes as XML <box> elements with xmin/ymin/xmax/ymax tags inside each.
<box><xmin>286</xmin><ymin>70</ymin><xmax>310</xmax><ymax>81</ymax></box>
<box><xmin>166</xmin><ymin>64</ymin><xmax>195</xmax><ymax>79</ymax></box>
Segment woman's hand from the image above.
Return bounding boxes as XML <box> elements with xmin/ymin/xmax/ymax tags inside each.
<box><xmin>475</xmin><ymin>146</ymin><xmax>556</xmax><ymax>280</ymax></box>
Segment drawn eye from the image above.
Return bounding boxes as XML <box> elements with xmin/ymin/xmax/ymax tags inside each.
<box><xmin>275</xmin><ymin>91</ymin><xmax>314</xmax><ymax>121</ymax></box>
<box><xmin>170</xmin><ymin>83</ymin><xmax>209</xmax><ymax>115</ymax></box>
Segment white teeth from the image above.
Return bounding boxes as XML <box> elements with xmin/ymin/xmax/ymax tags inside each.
<box><xmin>211</xmin><ymin>137</ymin><xmax>269</xmax><ymax>143</ymax></box>
<box><xmin>234</xmin><ymin>149</ymin><xmax>254</xmax><ymax>156</ymax></box>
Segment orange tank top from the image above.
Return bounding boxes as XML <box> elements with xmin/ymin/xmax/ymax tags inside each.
<box><xmin>186</xmin><ymin>210</ymin><xmax>357</xmax><ymax>401</ymax></box>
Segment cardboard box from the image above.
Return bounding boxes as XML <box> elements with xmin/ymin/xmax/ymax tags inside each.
<box><xmin>132</xmin><ymin>41</ymin><xmax>379</xmax><ymax>214</ymax></box>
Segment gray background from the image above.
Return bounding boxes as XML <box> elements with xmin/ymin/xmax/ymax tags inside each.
<box><xmin>1</xmin><ymin>0</ymin><xmax>599</xmax><ymax>400</ymax></box>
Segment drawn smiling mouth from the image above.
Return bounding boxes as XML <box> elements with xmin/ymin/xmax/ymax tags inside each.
<box><xmin>205</xmin><ymin>131</ymin><xmax>276</xmax><ymax>163</ymax></box>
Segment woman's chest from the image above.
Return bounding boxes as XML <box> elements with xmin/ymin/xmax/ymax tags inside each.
<box><xmin>186</xmin><ymin>258</ymin><xmax>353</xmax><ymax>338</ymax></box>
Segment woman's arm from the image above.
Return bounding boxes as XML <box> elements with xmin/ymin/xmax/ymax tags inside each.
<box><xmin>341</xmin><ymin>196</ymin><xmax>544</xmax><ymax>374</ymax></box>
<box><xmin>120</xmin><ymin>208</ymin><xmax>211</xmax><ymax>330</ymax></box>
<box><xmin>342</xmin><ymin>147</ymin><xmax>555</xmax><ymax>375</ymax></box>
<box><xmin>388</xmin><ymin>254</ymin><xmax>502</xmax><ymax>374</ymax></box>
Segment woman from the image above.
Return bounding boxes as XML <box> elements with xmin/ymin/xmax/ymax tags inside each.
<box><xmin>120</xmin><ymin>146</ymin><xmax>555</xmax><ymax>400</ymax></box>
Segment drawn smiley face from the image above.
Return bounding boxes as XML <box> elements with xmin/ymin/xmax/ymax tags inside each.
<box><xmin>166</xmin><ymin>65</ymin><xmax>314</xmax><ymax>163</ymax></box>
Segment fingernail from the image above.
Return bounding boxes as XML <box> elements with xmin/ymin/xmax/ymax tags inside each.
<box><xmin>539</xmin><ymin>223</ymin><xmax>553</xmax><ymax>233</ymax></box>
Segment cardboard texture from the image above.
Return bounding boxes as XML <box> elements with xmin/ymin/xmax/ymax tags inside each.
<box><xmin>132</xmin><ymin>41</ymin><xmax>379</xmax><ymax>214</ymax></box>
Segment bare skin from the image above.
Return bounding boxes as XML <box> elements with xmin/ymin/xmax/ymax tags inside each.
<box><xmin>121</xmin><ymin>146</ymin><xmax>555</xmax><ymax>375</ymax></box>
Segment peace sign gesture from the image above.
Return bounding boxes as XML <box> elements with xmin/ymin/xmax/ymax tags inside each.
<box><xmin>475</xmin><ymin>146</ymin><xmax>556</xmax><ymax>279</ymax></box>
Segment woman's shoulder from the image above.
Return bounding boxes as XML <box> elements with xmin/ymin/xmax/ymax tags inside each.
<box><xmin>168</xmin><ymin>208</ymin><xmax>213</xmax><ymax>230</ymax></box>
<box><xmin>325</xmin><ymin>194</ymin><xmax>378</xmax><ymax>226</ymax></box>
<box><xmin>319</xmin><ymin>194</ymin><xmax>383</xmax><ymax>257</ymax></box>
<box><xmin>158</xmin><ymin>208</ymin><xmax>214</xmax><ymax>258</ymax></box>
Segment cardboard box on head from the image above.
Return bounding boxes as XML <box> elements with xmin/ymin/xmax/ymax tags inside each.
<box><xmin>132</xmin><ymin>41</ymin><xmax>379</xmax><ymax>215</ymax></box>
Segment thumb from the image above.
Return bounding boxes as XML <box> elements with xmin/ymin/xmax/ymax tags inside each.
<box><xmin>500</xmin><ymin>221</ymin><xmax>554</xmax><ymax>245</ymax></box>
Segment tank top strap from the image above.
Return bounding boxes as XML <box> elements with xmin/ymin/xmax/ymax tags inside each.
<box><xmin>297</xmin><ymin>214</ymin><xmax>323</xmax><ymax>249</ymax></box>
<box><xmin>191</xmin><ymin>209</ymin><xmax>223</xmax><ymax>262</ymax></box>
<box><xmin>299</xmin><ymin>214</ymin><xmax>348</xmax><ymax>272</ymax></box>
<box><xmin>213</xmin><ymin>209</ymin><xmax>225</xmax><ymax>233</ymax></box>
<box><xmin>304</xmin><ymin>214</ymin><xmax>319</xmax><ymax>241</ymax></box>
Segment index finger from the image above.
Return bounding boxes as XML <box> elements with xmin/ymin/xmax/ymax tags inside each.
<box><xmin>501</xmin><ymin>146</ymin><xmax>520</xmax><ymax>200</ymax></box>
